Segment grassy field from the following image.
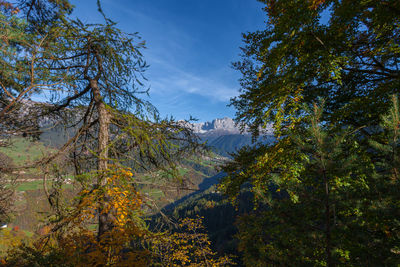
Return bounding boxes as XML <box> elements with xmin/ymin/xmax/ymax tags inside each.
<box><xmin>1</xmin><ymin>138</ymin><xmax>221</xmax><ymax>233</ymax></box>
<box><xmin>0</xmin><ymin>137</ymin><xmax>56</xmax><ymax>166</ymax></box>
<box><xmin>14</xmin><ymin>180</ymin><xmax>74</xmax><ymax>192</ymax></box>
<box><xmin>0</xmin><ymin>137</ymin><xmax>74</xmax><ymax>191</ymax></box>
<box><xmin>15</xmin><ymin>180</ymin><xmax>47</xmax><ymax>191</ymax></box>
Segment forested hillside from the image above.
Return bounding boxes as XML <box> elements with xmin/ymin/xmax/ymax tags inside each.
<box><xmin>1</xmin><ymin>0</ymin><xmax>399</xmax><ymax>266</ymax></box>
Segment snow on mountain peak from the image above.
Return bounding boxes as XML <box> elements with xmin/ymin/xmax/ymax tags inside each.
<box><xmin>183</xmin><ymin>117</ymin><xmax>273</xmax><ymax>135</ymax></box>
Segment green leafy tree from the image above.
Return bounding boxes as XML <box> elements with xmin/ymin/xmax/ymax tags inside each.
<box><xmin>233</xmin><ymin>0</ymin><xmax>400</xmax><ymax>135</ymax></box>
<box><xmin>221</xmin><ymin>0</ymin><xmax>400</xmax><ymax>265</ymax></box>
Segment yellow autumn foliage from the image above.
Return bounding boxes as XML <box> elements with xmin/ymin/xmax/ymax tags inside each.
<box><xmin>149</xmin><ymin>216</ymin><xmax>235</xmax><ymax>266</ymax></box>
<box><xmin>2</xmin><ymin>167</ymin><xmax>233</xmax><ymax>266</ymax></box>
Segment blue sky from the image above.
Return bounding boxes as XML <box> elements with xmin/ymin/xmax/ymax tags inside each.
<box><xmin>70</xmin><ymin>0</ymin><xmax>265</xmax><ymax>122</ymax></box>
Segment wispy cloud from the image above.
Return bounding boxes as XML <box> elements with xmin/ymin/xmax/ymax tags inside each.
<box><xmin>100</xmin><ymin>1</ymin><xmax>239</xmax><ymax>103</ymax></box>
<box><xmin>74</xmin><ymin>0</ymin><xmax>249</xmax><ymax>121</ymax></box>
<box><xmin>147</xmin><ymin>57</ymin><xmax>238</xmax><ymax>102</ymax></box>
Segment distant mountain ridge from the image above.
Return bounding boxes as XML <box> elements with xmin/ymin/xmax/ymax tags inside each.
<box><xmin>190</xmin><ymin>117</ymin><xmax>241</xmax><ymax>134</ymax></box>
<box><xmin>183</xmin><ymin>117</ymin><xmax>274</xmax><ymax>157</ymax></box>
<box><xmin>187</xmin><ymin>117</ymin><xmax>273</xmax><ymax>135</ymax></box>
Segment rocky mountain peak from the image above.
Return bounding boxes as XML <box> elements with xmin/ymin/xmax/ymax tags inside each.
<box><xmin>187</xmin><ymin>117</ymin><xmax>240</xmax><ymax>134</ymax></box>
<box><xmin>184</xmin><ymin>117</ymin><xmax>273</xmax><ymax>135</ymax></box>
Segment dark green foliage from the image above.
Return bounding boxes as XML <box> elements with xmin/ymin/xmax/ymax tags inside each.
<box><xmin>359</xmin><ymin>95</ymin><xmax>400</xmax><ymax>265</ymax></box>
<box><xmin>222</xmin><ymin>99</ymin><xmax>400</xmax><ymax>266</ymax></box>
<box><xmin>220</xmin><ymin>0</ymin><xmax>400</xmax><ymax>265</ymax></box>
<box><xmin>223</xmin><ymin>103</ymin><xmax>362</xmax><ymax>265</ymax></box>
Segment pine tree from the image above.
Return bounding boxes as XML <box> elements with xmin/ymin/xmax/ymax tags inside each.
<box><xmin>222</xmin><ymin>102</ymin><xmax>373</xmax><ymax>265</ymax></box>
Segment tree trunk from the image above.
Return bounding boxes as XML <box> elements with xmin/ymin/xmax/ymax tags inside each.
<box><xmin>91</xmin><ymin>79</ymin><xmax>112</xmax><ymax>238</ymax></box>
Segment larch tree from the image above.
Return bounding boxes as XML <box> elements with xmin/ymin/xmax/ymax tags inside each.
<box><xmin>0</xmin><ymin>0</ymin><xmax>73</xmax><ymax>230</ymax></box>
<box><xmin>1</xmin><ymin>1</ymin><xmax>234</xmax><ymax>266</ymax></box>
<box><xmin>1</xmin><ymin>0</ymin><xmax>198</xmax><ymax>242</ymax></box>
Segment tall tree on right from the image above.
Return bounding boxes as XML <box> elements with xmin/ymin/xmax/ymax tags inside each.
<box><xmin>220</xmin><ymin>0</ymin><xmax>400</xmax><ymax>266</ymax></box>
<box><xmin>232</xmin><ymin>0</ymin><xmax>399</xmax><ymax>135</ymax></box>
